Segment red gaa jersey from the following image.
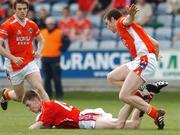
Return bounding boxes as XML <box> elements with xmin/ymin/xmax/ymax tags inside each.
<box><xmin>37</xmin><ymin>100</ymin><xmax>80</xmax><ymax>128</ymax></box>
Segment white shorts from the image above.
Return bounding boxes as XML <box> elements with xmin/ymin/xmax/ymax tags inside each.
<box><xmin>78</xmin><ymin>108</ymin><xmax>112</xmax><ymax>129</ymax></box>
<box><xmin>126</xmin><ymin>53</ymin><xmax>158</xmax><ymax>82</ymax></box>
<box><xmin>6</xmin><ymin>60</ymin><xmax>40</xmax><ymax>85</ymax></box>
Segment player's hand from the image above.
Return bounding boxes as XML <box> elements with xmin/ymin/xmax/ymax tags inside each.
<box><xmin>12</xmin><ymin>56</ymin><xmax>24</xmax><ymax>66</ymax></box>
<box><xmin>157</xmin><ymin>54</ymin><xmax>163</xmax><ymax>61</ymax></box>
<box><xmin>127</xmin><ymin>4</ymin><xmax>139</xmax><ymax>16</ymax></box>
<box><xmin>33</xmin><ymin>50</ymin><xmax>42</xmax><ymax>59</ymax></box>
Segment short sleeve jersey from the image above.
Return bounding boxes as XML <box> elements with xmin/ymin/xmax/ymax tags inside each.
<box><xmin>37</xmin><ymin>100</ymin><xmax>80</xmax><ymax>129</ymax></box>
<box><xmin>116</xmin><ymin>17</ymin><xmax>156</xmax><ymax>59</ymax></box>
<box><xmin>0</xmin><ymin>15</ymin><xmax>40</xmax><ymax>71</ymax></box>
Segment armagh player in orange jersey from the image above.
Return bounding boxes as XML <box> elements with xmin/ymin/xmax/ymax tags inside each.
<box><xmin>0</xmin><ymin>0</ymin><xmax>49</xmax><ymax>110</ymax></box>
<box><xmin>104</xmin><ymin>4</ymin><xmax>165</xmax><ymax>129</ymax></box>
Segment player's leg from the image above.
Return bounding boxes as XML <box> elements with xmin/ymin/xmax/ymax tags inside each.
<box><xmin>1</xmin><ymin>82</ymin><xmax>24</xmax><ymax>110</ymax></box>
<box><xmin>12</xmin><ymin>82</ymin><xmax>25</xmax><ymax>101</ymax></box>
<box><xmin>0</xmin><ymin>68</ymin><xmax>26</xmax><ymax>110</ymax></box>
<box><xmin>25</xmin><ymin>71</ymin><xmax>49</xmax><ymax>101</ymax></box>
<box><xmin>2</xmin><ymin>83</ymin><xmax>24</xmax><ymax>101</ymax></box>
<box><xmin>123</xmin><ymin>84</ymin><xmax>167</xmax><ymax>129</ymax></box>
<box><xmin>119</xmin><ymin>70</ymin><xmax>147</xmax><ymax>111</ymax></box>
<box><xmin>119</xmin><ymin>54</ymin><xmax>166</xmax><ymax>129</ymax></box>
<box><xmin>94</xmin><ymin>106</ymin><xmax>138</xmax><ymax>129</ymax></box>
<box><xmin>125</xmin><ymin>81</ymin><xmax>168</xmax><ymax>129</ymax></box>
<box><xmin>124</xmin><ymin>109</ymin><xmax>142</xmax><ymax>129</ymax></box>
<box><xmin>107</xmin><ymin>64</ymin><xmax>130</xmax><ymax>88</ymax></box>
<box><xmin>95</xmin><ymin>117</ymin><xmax>121</xmax><ymax>129</ymax></box>
<box><xmin>116</xmin><ymin>86</ymin><xmax>153</xmax><ymax>128</ymax></box>
<box><xmin>79</xmin><ymin>108</ymin><xmax>119</xmax><ymax>129</ymax></box>
<box><xmin>119</xmin><ymin>71</ymin><xmax>164</xmax><ymax>129</ymax></box>
<box><xmin>138</xmin><ymin>80</ymin><xmax>168</xmax><ymax>117</ymax></box>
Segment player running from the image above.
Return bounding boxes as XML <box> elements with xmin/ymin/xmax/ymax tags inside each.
<box><xmin>22</xmin><ymin>81</ymin><xmax>167</xmax><ymax>129</ymax></box>
<box><xmin>0</xmin><ymin>0</ymin><xmax>49</xmax><ymax>110</ymax></box>
<box><xmin>104</xmin><ymin>4</ymin><xmax>165</xmax><ymax>129</ymax></box>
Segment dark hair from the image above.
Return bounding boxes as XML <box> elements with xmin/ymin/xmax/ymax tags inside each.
<box><xmin>22</xmin><ymin>90</ymin><xmax>40</xmax><ymax>104</ymax></box>
<box><xmin>104</xmin><ymin>9</ymin><xmax>122</xmax><ymax>21</ymax></box>
<box><xmin>63</xmin><ymin>6</ymin><xmax>70</xmax><ymax>11</ymax></box>
<box><xmin>13</xmin><ymin>0</ymin><xmax>29</xmax><ymax>10</ymax></box>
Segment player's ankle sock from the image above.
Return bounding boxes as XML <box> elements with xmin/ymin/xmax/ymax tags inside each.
<box><xmin>134</xmin><ymin>90</ymin><xmax>144</xmax><ymax>99</ymax></box>
<box><xmin>147</xmin><ymin>106</ymin><xmax>158</xmax><ymax>120</ymax></box>
<box><xmin>3</xmin><ymin>90</ymin><xmax>11</xmax><ymax>100</ymax></box>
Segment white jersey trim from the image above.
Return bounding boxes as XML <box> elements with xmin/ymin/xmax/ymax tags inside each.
<box><xmin>13</xmin><ymin>15</ymin><xmax>27</xmax><ymax>27</ymax></box>
<box><xmin>127</xmin><ymin>27</ymin><xmax>149</xmax><ymax>56</ymax></box>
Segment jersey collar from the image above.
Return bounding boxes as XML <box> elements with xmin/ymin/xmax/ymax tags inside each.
<box><xmin>14</xmin><ymin>14</ymin><xmax>28</xmax><ymax>27</ymax></box>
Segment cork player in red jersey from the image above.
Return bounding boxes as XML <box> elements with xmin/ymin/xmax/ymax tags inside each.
<box><xmin>0</xmin><ymin>0</ymin><xmax>49</xmax><ymax>110</ymax></box>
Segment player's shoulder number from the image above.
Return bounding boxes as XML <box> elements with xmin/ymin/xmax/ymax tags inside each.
<box><xmin>54</xmin><ymin>101</ymin><xmax>73</xmax><ymax>111</ymax></box>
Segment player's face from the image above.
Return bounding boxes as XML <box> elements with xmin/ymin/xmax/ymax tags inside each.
<box><xmin>14</xmin><ymin>3</ymin><xmax>28</xmax><ymax>21</ymax></box>
<box><xmin>25</xmin><ymin>98</ymin><xmax>41</xmax><ymax>114</ymax></box>
<box><xmin>105</xmin><ymin>18</ymin><xmax>117</xmax><ymax>33</ymax></box>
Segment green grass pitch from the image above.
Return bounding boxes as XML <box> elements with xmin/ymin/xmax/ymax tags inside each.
<box><xmin>0</xmin><ymin>91</ymin><xmax>180</xmax><ymax>135</ymax></box>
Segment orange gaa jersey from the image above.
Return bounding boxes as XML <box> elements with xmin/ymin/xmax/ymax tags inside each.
<box><xmin>0</xmin><ymin>15</ymin><xmax>40</xmax><ymax>71</ymax></box>
<box><xmin>116</xmin><ymin>17</ymin><xmax>156</xmax><ymax>60</ymax></box>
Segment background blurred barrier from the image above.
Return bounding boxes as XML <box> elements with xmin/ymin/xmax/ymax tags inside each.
<box><xmin>0</xmin><ymin>49</ymin><xmax>180</xmax><ymax>90</ymax></box>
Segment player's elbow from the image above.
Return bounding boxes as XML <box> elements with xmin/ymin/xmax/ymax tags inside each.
<box><xmin>41</xmin><ymin>37</ymin><xmax>45</xmax><ymax>46</ymax></box>
<box><xmin>154</xmin><ymin>41</ymin><xmax>160</xmax><ymax>48</ymax></box>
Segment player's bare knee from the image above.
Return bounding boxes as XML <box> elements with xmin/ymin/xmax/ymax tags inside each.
<box><xmin>119</xmin><ymin>92</ymin><xmax>127</xmax><ymax>101</ymax></box>
<box><xmin>107</xmin><ymin>73</ymin><xmax>114</xmax><ymax>83</ymax></box>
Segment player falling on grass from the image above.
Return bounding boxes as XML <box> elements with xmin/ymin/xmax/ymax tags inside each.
<box><xmin>22</xmin><ymin>81</ymin><xmax>168</xmax><ymax>129</ymax></box>
<box><xmin>103</xmin><ymin>4</ymin><xmax>165</xmax><ymax>129</ymax></box>
<box><xmin>0</xmin><ymin>0</ymin><xmax>49</xmax><ymax>110</ymax></box>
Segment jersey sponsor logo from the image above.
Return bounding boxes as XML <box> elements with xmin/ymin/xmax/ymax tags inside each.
<box><xmin>29</xmin><ymin>28</ymin><xmax>33</xmax><ymax>34</ymax></box>
<box><xmin>16</xmin><ymin>36</ymin><xmax>31</xmax><ymax>45</ymax></box>
<box><xmin>16</xmin><ymin>36</ymin><xmax>30</xmax><ymax>41</ymax></box>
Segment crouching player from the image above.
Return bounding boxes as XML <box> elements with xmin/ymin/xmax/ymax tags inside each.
<box><xmin>22</xmin><ymin>81</ymin><xmax>168</xmax><ymax>129</ymax></box>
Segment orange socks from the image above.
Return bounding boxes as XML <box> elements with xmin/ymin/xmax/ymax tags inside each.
<box><xmin>3</xmin><ymin>89</ymin><xmax>11</xmax><ymax>100</ymax></box>
<box><xmin>147</xmin><ymin>106</ymin><xmax>158</xmax><ymax>120</ymax></box>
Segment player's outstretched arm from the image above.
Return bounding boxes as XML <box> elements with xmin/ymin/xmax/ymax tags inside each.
<box><xmin>29</xmin><ymin>121</ymin><xmax>44</xmax><ymax>129</ymax></box>
<box><xmin>123</xmin><ymin>4</ymin><xmax>139</xmax><ymax>26</ymax></box>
